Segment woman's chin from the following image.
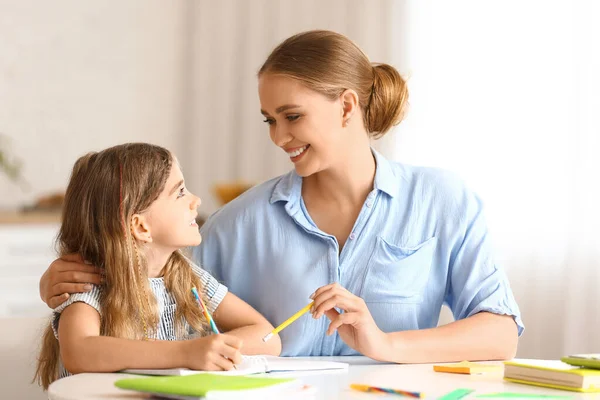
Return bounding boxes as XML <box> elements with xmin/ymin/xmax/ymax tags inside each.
<box><xmin>294</xmin><ymin>163</ymin><xmax>319</xmax><ymax>178</ymax></box>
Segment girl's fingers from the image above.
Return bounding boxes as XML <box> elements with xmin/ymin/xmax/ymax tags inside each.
<box><xmin>212</xmin><ymin>352</ymin><xmax>236</xmax><ymax>371</ymax></box>
<box><xmin>221</xmin><ymin>345</ymin><xmax>243</xmax><ymax>365</ymax></box>
<box><xmin>220</xmin><ymin>334</ymin><xmax>243</xmax><ymax>349</ymax></box>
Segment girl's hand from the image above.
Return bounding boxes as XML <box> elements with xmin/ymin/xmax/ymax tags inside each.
<box><xmin>184</xmin><ymin>334</ymin><xmax>243</xmax><ymax>371</ymax></box>
<box><xmin>310</xmin><ymin>283</ymin><xmax>390</xmax><ymax>360</ymax></box>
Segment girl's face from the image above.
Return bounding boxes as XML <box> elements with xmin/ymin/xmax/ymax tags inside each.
<box><xmin>142</xmin><ymin>162</ymin><xmax>202</xmax><ymax>251</ymax></box>
<box><xmin>258</xmin><ymin>74</ymin><xmax>346</xmax><ymax>177</ymax></box>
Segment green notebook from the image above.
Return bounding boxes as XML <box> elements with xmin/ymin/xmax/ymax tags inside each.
<box><xmin>115</xmin><ymin>373</ymin><xmax>301</xmax><ymax>399</ymax></box>
<box><xmin>561</xmin><ymin>354</ymin><xmax>600</xmax><ymax>370</ymax></box>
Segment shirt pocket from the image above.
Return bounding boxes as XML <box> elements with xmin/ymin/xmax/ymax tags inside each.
<box><xmin>360</xmin><ymin>236</ymin><xmax>437</xmax><ymax>304</ymax></box>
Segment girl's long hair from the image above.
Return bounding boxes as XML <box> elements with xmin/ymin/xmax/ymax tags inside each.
<box><xmin>34</xmin><ymin>143</ymin><xmax>210</xmax><ymax>389</ymax></box>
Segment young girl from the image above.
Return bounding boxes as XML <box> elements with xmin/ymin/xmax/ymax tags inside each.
<box><xmin>34</xmin><ymin>143</ymin><xmax>281</xmax><ymax>389</ymax></box>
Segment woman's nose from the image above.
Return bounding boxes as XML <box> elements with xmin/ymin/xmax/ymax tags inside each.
<box><xmin>271</xmin><ymin>125</ymin><xmax>292</xmax><ymax>148</ymax></box>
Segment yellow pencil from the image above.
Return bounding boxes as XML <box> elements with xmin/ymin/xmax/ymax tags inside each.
<box><xmin>262</xmin><ymin>301</ymin><xmax>314</xmax><ymax>342</ymax></box>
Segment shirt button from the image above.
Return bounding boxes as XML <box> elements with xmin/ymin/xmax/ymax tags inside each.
<box><xmin>366</xmin><ymin>201</ymin><xmax>373</xmax><ymax>208</ymax></box>
<box><xmin>349</xmin><ymin>233</ymin><xmax>356</xmax><ymax>240</ymax></box>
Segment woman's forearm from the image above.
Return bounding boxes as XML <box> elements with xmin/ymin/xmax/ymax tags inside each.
<box><xmin>226</xmin><ymin>323</ymin><xmax>282</xmax><ymax>356</ymax></box>
<box><xmin>61</xmin><ymin>336</ymin><xmax>188</xmax><ymax>374</ymax></box>
<box><xmin>381</xmin><ymin>312</ymin><xmax>518</xmax><ymax>363</ymax></box>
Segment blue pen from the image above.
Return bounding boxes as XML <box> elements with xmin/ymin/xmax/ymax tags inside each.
<box><xmin>191</xmin><ymin>287</ymin><xmax>220</xmax><ymax>334</ymax></box>
<box><xmin>191</xmin><ymin>287</ymin><xmax>237</xmax><ymax>369</ymax></box>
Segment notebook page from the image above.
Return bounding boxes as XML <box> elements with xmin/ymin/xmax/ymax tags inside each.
<box><xmin>262</xmin><ymin>356</ymin><xmax>349</xmax><ymax>372</ymax></box>
<box><xmin>123</xmin><ymin>355</ymin><xmax>268</xmax><ymax>376</ymax></box>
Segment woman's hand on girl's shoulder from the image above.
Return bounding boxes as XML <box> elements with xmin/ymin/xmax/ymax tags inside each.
<box><xmin>40</xmin><ymin>254</ymin><xmax>103</xmax><ymax>309</ymax></box>
<box><xmin>183</xmin><ymin>334</ymin><xmax>243</xmax><ymax>371</ymax></box>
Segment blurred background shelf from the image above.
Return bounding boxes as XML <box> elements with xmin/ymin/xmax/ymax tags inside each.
<box><xmin>0</xmin><ymin>211</ymin><xmax>59</xmax><ymax>318</ymax></box>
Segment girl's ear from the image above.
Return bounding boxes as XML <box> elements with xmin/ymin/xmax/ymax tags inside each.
<box><xmin>340</xmin><ymin>89</ymin><xmax>359</xmax><ymax>127</ymax></box>
<box><xmin>131</xmin><ymin>214</ymin><xmax>152</xmax><ymax>243</ymax></box>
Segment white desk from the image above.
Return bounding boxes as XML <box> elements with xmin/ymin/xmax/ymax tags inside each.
<box><xmin>48</xmin><ymin>357</ymin><xmax>600</xmax><ymax>399</ymax></box>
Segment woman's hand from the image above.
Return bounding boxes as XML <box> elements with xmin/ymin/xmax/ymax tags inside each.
<box><xmin>40</xmin><ymin>254</ymin><xmax>102</xmax><ymax>308</ymax></box>
<box><xmin>310</xmin><ymin>283</ymin><xmax>390</xmax><ymax>360</ymax></box>
<box><xmin>184</xmin><ymin>334</ymin><xmax>243</xmax><ymax>371</ymax></box>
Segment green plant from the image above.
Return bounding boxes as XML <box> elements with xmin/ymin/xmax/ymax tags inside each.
<box><xmin>0</xmin><ymin>134</ymin><xmax>24</xmax><ymax>183</ymax></box>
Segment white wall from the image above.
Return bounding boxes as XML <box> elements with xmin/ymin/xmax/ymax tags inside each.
<box><xmin>0</xmin><ymin>0</ymin><xmax>406</xmax><ymax>215</ymax></box>
<box><xmin>399</xmin><ymin>0</ymin><xmax>600</xmax><ymax>359</ymax></box>
<box><xmin>0</xmin><ymin>0</ymin><xmax>188</xmax><ymax>208</ymax></box>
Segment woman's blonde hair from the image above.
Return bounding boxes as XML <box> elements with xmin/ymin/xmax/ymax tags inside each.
<box><xmin>259</xmin><ymin>29</ymin><xmax>408</xmax><ymax>138</ymax></box>
<box><xmin>34</xmin><ymin>143</ymin><xmax>209</xmax><ymax>389</ymax></box>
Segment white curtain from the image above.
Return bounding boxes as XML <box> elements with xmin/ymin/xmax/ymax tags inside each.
<box><xmin>184</xmin><ymin>0</ymin><xmax>599</xmax><ymax>358</ymax></box>
<box><xmin>182</xmin><ymin>0</ymin><xmax>404</xmax><ymax>213</ymax></box>
<box><xmin>399</xmin><ymin>1</ymin><xmax>600</xmax><ymax>358</ymax></box>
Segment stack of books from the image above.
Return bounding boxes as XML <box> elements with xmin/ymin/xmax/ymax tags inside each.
<box><xmin>504</xmin><ymin>354</ymin><xmax>600</xmax><ymax>392</ymax></box>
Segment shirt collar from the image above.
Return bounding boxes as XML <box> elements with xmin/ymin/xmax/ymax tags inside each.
<box><xmin>270</xmin><ymin>170</ymin><xmax>301</xmax><ymax>206</ymax></box>
<box><xmin>372</xmin><ymin>148</ymin><xmax>401</xmax><ymax>198</ymax></box>
<box><xmin>270</xmin><ymin>148</ymin><xmax>401</xmax><ymax>205</ymax></box>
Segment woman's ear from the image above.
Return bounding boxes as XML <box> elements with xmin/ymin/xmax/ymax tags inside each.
<box><xmin>131</xmin><ymin>214</ymin><xmax>153</xmax><ymax>243</ymax></box>
<box><xmin>340</xmin><ymin>89</ymin><xmax>359</xmax><ymax>127</ymax></box>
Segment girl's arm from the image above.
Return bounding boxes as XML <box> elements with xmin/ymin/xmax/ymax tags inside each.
<box><xmin>58</xmin><ymin>303</ymin><xmax>243</xmax><ymax>374</ymax></box>
<box><xmin>212</xmin><ymin>292</ymin><xmax>282</xmax><ymax>356</ymax></box>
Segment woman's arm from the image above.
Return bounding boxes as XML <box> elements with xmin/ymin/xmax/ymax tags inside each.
<box><xmin>311</xmin><ymin>283</ymin><xmax>518</xmax><ymax>363</ymax></box>
<box><xmin>384</xmin><ymin>312</ymin><xmax>518</xmax><ymax>363</ymax></box>
<box><xmin>40</xmin><ymin>254</ymin><xmax>101</xmax><ymax>308</ymax></box>
<box><xmin>212</xmin><ymin>292</ymin><xmax>282</xmax><ymax>356</ymax></box>
<box><xmin>58</xmin><ymin>303</ymin><xmax>243</xmax><ymax>374</ymax></box>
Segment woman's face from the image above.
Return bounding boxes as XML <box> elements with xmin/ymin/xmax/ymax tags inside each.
<box><xmin>258</xmin><ymin>73</ymin><xmax>346</xmax><ymax>177</ymax></box>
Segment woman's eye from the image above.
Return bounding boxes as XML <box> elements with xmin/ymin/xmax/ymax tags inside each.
<box><xmin>287</xmin><ymin>115</ymin><xmax>300</xmax><ymax>122</ymax></box>
<box><xmin>177</xmin><ymin>187</ymin><xmax>186</xmax><ymax>198</ymax></box>
<box><xmin>263</xmin><ymin>118</ymin><xmax>275</xmax><ymax>125</ymax></box>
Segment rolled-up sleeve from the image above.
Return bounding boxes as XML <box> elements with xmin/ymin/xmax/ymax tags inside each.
<box><xmin>445</xmin><ymin>188</ymin><xmax>524</xmax><ymax>336</ymax></box>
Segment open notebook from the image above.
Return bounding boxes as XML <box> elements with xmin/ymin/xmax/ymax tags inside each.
<box><xmin>124</xmin><ymin>355</ymin><xmax>348</xmax><ymax>376</ymax></box>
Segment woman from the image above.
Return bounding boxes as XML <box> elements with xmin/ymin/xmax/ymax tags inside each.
<box><xmin>39</xmin><ymin>30</ymin><xmax>523</xmax><ymax>363</ymax></box>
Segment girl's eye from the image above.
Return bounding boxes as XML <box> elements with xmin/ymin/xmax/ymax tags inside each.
<box><xmin>177</xmin><ymin>187</ymin><xmax>185</xmax><ymax>198</ymax></box>
<box><xmin>263</xmin><ymin>118</ymin><xmax>275</xmax><ymax>125</ymax></box>
<box><xmin>286</xmin><ymin>115</ymin><xmax>300</xmax><ymax>122</ymax></box>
